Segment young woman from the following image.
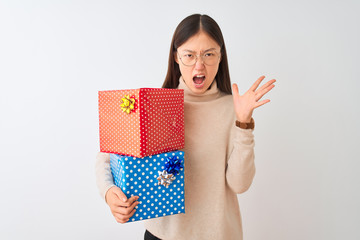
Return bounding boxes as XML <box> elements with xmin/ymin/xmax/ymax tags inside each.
<box><xmin>96</xmin><ymin>14</ymin><xmax>276</xmax><ymax>240</ymax></box>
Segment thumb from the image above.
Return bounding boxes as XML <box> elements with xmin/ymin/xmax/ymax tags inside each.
<box><xmin>113</xmin><ymin>187</ymin><xmax>128</xmax><ymax>203</ymax></box>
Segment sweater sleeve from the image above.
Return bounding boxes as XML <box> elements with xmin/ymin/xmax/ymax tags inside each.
<box><xmin>95</xmin><ymin>152</ymin><xmax>115</xmax><ymax>201</ymax></box>
<box><xmin>225</xmin><ymin>125</ymin><xmax>256</xmax><ymax>194</ymax></box>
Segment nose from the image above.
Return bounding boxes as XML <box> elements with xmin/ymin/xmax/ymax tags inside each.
<box><xmin>194</xmin><ymin>56</ymin><xmax>205</xmax><ymax>70</ymax></box>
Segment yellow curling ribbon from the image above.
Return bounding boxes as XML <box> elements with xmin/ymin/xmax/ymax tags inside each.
<box><xmin>120</xmin><ymin>95</ymin><xmax>136</xmax><ymax>114</ymax></box>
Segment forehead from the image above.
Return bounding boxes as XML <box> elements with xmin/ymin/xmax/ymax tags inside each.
<box><xmin>177</xmin><ymin>31</ymin><xmax>220</xmax><ymax>52</ymax></box>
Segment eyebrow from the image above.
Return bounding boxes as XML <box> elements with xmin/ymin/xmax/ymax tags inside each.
<box><xmin>181</xmin><ymin>48</ymin><xmax>218</xmax><ymax>53</ymax></box>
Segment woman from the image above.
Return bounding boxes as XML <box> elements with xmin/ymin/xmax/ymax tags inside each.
<box><xmin>96</xmin><ymin>14</ymin><xmax>276</xmax><ymax>240</ymax></box>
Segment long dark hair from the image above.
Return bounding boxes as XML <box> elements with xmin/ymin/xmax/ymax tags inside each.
<box><xmin>162</xmin><ymin>14</ymin><xmax>232</xmax><ymax>94</ymax></box>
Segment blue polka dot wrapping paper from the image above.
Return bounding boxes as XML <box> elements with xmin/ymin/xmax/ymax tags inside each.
<box><xmin>110</xmin><ymin>150</ymin><xmax>185</xmax><ymax>222</ymax></box>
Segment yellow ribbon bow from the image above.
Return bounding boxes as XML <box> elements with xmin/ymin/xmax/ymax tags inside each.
<box><xmin>120</xmin><ymin>95</ymin><xmax>136</xmax><ymax>114</ymax></box>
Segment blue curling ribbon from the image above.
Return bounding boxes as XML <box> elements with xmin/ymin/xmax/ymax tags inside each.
<box><xmin>164</xmin><ymin>156</ymin><xmax>183</xmax><ymax>176</ymax></box>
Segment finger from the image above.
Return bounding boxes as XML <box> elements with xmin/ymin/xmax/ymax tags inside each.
<box><xmin>119</xmin><ymin>196</ymin><xmax>139</xmax><ymax>208</ymax></box>
<box><xmin>254</xmin><ymin>99</ymin><xmax>271</xmax><ymax>109</ymax></box>
<box><xmin>115</xmin><ymin>216</ymin><xmax>128</xmax><ymax>224</ymax></box>
<box><xmin>111</xmin><ymin>195</ymin><xmax>138</xmax><ymax>208</ymax></box>
<box><xmin>256</xmin><ymin>79</ymin><xmax>276</xmax><ymax>93</ymax></box>
<box><xmin>114</xmin><ymin>208</ymin><xmax>137</xmax><ymax>223</ymax></box>
<box><xmin>255</xmin><ymin>84</ymin><xmax>275</xmax><ymax>101</ymax></box>
<box><xmin>114</xmin><ymin>196</ymin><xmax>139</xmax><ymax>208</ymax></box>
<box><xmin>117</xmin><ymin>200</ymin><xmax>140</xmax><ymax>215</ymax></box>
<box><xmin>113</xmin><ymin>211</ymin><xmax>132</xmax><ymax>224</ymax></box>
<box><xmin>113</xmin><ymin>202</ymin><xmax>139</xmax><ymax>216</ymax></box>
<box><xmin>250</xmin><ymin>75</ymin><xmax>266</xmax><ymax>92</ymax></box>
<box><xmin>113</xmin><ymin>187</ymin><xmax>128</xmax><ymax>203</ymax></box>
<box><xmin>232</xmin><ymin>83</ymin><xmax>239</xmax><ymax>97</ymax></box>
<box><xmin>122</xmin><ymin>208</ymin><xmax>137</xmax><ymax>220</ymax></box>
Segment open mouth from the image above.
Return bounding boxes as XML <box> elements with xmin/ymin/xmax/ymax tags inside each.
<box><xmin>193</xmin><ymin>75</ymin><xmax>206</xmax><ymax>88</ymax></box>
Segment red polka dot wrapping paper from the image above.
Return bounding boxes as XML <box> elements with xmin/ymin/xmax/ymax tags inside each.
<box><xmin>98</xmin><ymin>88</ymin><xmax>184</xmax><ymax>158</ymax></box>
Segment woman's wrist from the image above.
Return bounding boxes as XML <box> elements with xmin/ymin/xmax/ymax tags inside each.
<box><xmin>235</xmin><ymin>117</ymin><xmax>255</xmax><ymax>129</ymax></box>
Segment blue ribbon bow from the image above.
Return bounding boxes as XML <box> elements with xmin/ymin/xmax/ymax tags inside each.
<box><xmin>164</xmin><ymin>156</ymin><xmax>183</xmax><ymax>176</ymax></box>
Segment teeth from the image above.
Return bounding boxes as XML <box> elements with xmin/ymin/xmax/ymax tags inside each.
<box><xmin>195</xmin><ymin>75</ymin><xmax>205</xmax><ymax>78</ymax></box>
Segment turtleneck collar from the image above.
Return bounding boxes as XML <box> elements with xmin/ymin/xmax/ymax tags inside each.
<box><xmin>177</xmin><ymin>76</ymin><xmax>222</xmax><ymax>102</ymax></box>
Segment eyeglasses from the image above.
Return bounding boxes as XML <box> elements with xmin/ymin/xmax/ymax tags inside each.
<box><xmin>177</xmin><ymin>51</ymin><xmax>221</xmax><ymax>66</ymax></box>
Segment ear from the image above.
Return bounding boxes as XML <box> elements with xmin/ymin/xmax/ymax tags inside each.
<box><xmin>174</xmin><ymin>52</ymin><xmax>179</xmax><ymax>64</ymax></box>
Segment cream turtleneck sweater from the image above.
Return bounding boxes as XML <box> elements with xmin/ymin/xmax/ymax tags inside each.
<box><xmin>95</xmin><ymin>78</ymin><xmax>256</xmax><ymax>240</ymax></box>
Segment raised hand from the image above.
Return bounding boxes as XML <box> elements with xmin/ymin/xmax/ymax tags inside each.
<box><xmin>232</xmin><ymin>76</ymin><xmax>276</xmax><ymax>123</ymax></box>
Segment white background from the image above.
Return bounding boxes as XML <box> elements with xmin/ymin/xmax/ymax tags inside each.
<box><xmin>1</xmin><ymin>0</ymin><xmax>359</xmax><ymax>239</ymax></box>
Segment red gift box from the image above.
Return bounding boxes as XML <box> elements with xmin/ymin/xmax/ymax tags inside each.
<box><xmin>98</xmin><ymin>88</ymin><xmax>184</xmax><ymax>158</ymax></box>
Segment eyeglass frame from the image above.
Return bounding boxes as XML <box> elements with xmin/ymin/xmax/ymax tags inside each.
<box><xmin>177</xmin><ymin>50</ymin><xmax>221</xmax><ymax>67</ymax></box>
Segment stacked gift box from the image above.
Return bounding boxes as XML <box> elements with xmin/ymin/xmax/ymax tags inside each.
<box><xmin>98</xmin><ymin>88</ymin><xmax>185</xmax><ymax>222</ymax></box>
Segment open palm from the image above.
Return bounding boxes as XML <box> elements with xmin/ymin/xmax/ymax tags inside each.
<box><xmin>232</xmin><ymin>76</ymin><xmax>276</xmax><ymax>123</ymax></box>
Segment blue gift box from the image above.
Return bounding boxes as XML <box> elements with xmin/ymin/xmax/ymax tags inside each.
<box><xmin>110</xmin><ymin>150</ymin><xmax>185</xmax><ymax>222</ymax></box>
